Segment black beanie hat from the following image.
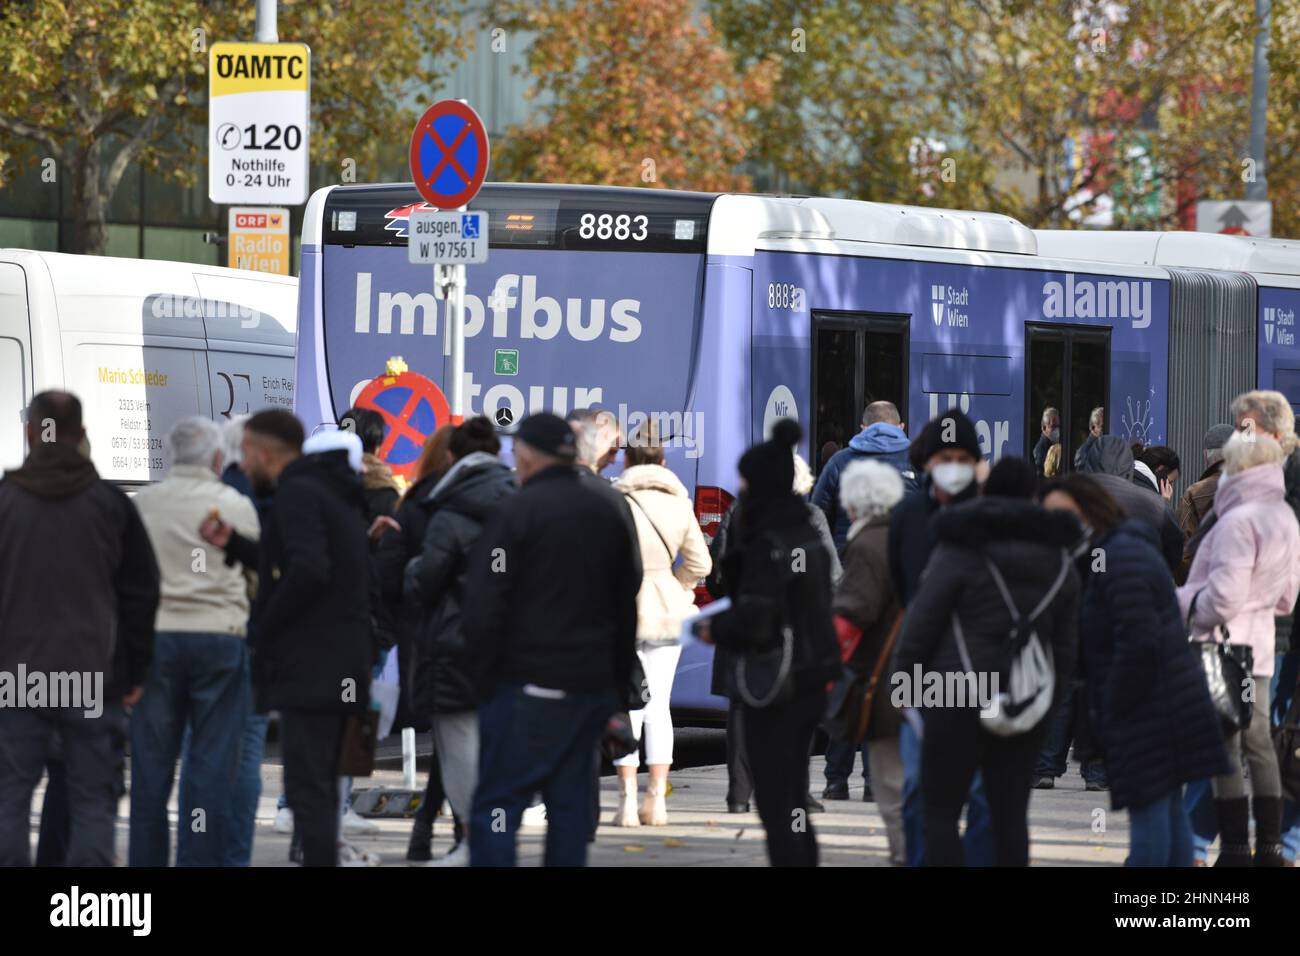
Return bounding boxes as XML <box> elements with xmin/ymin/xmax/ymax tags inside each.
<box><xmin>919</xmin><ymin>409</ymin><xmax>981</xmax><ymax>463</ymax></box>
<box><xmin>739</xmin><ymin>418</ymin><xmax>801</xmax><ymax>500</ymax></box>
<box><xmin>515</xmin><ymin>412</ymin><xmax>578</xmax><ymax>461</ymax></box>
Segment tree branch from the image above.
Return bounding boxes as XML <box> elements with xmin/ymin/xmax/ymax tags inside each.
<box><xmin>0</xmin><ymin>114</ymin><xmax>66</xmax><ymax>158</ymax></box>
<box><xmin>101</xmin><ymin>75</ymin><xmax>185</xmax><ymax>198</ymax></box>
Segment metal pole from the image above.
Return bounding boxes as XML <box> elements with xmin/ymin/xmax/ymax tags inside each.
<box><xmin>450</xmin><ymin>259</ymin><xmax>466</xmax><ymax>424</ymax></box>
<box><xmin>1246</xmin><ymin>0</ymin><xmax>1270</xmax><ymax>202</ymax></box>
<box><xmin>255</xmin><ymin>0</ymin><xmax>279</xmax><ymax>43</ymax></box>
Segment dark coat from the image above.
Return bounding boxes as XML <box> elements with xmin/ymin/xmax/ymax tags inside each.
<box><xmin>0</xmin><ymin>445</ymin><xmax>159</xmax><ymax>692</ymax></box>
<box><xmin>707</xmin><ymin>498</ymin><xmax>842</xmax><ymax>696</ymax></box>
<box><xmin>1079</xmin><ymin>520</ymin><xmax>1231</xmax><ymax>810</ymax></box>
<box><xmin>406</xmin><ymin>454</ymin><xmax>516</xmax><ymax>713</ymax></box>
<box><xmin>710</xmin><ymin>496</ymin><xmax>841</xmax><ymax>699</ymax></box>
<box><xmin>247</xmin><ymin>450</ymin><xmax>374</xmax><ymax>714</ymax></box>
<box><xmin>891</xmin><ymin>496</ymin><xmax>1082</xmax><ymax>715</ymax></box>
<box><xmin>1076</xmin><ymin>436</ymin><xmax>1182</xmax><ymax>571</ymax></box>
<box><xmin>373</xmin><ymin>469</ymin><xmax>441</xmax><ymax>729</ymax></box>
<box><xmin>462</xmin><ymin>464</ymin><xmax>641</xmax><ymax>696</ymax></box>
<box><xmin>887</xmin><ymin>474</ymin><xmax>978</xmax><ymax>607</ymax></box>
<box><xmin>834</xmin><ymin>515</ymin><xmax>902</xmax><ymax>737</ymax></box>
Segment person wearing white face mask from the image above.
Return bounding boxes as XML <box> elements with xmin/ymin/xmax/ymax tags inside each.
<box><xmin>886</xmin><ymin>409</ymin><xmax>995</xmax><ymax>866</ymax></box>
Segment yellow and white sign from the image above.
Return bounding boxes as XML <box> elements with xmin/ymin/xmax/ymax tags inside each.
<box><xmin>229</xmin><ymin>207</ymin><xmax>291</xmax><ymax>275</ymax></box>
<box><xmin>208</xmin><ymin>42</ymin><xmax>310</xmax><ymax>205</ymax></box>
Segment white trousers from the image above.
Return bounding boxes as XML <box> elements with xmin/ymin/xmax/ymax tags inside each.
<box><xmin>615</xmin><ymin>643</ymin><xmax>682</xmax><ymax>768</ymax></box>
<box><xmin>433</xmin><ymin>710</ymin><xmax>480</xmax><ymax>820</ymax></box>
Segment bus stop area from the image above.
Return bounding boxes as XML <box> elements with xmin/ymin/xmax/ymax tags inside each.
<box><xmin>50</xmin><ymin>752</ymin><xmax>1130</xmax><ymax>868</ymax></box>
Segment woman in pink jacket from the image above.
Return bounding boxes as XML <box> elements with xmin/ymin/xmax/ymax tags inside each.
<box><xmin>1178</xmin><ymin>430</ymin><xmax>1300</xmax><ymax>866</ymax></box>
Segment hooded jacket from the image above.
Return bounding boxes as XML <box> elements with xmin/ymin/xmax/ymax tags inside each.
<box><xmin>614</xmin><ymin>464</ymin><xmax>712</xmax><ymax>642</ymax></box>
<box><xmin>1080</xmin><ymin>520</ymin><xmax>1231</xmax><ymax>810</ymax></box>
<box><xmin>812</xmin><ymin>422</ymin><xmax>918</xmax><ymax>551</ymax></box>
<box><xmin>0</xmin><ymin>443</ymin><xmax>160</xmax><ymax>692</ymax></box>
<box><xmin>406</xmin><ymin>453</ymin><xmax>517</xmax><ymax>713</ymax></box>
<box><xmin>247</xmin><ymin>449</ymin><xmax>375</xmax><ymax>713</ymax></box>
<box><xmin>1178</xmin><ymin>462</ymin><xmax>1300</xmax><ymax>678</ymax></box>
<box><xmin>1076</xmin><ymin>435</ymin><xmax>1183</xmax><ymax>571</ymax></box>
<box><xmin>890</xmin><ymin>496</ymin><xmax>1081</xmax><ymax>714</ymax></box>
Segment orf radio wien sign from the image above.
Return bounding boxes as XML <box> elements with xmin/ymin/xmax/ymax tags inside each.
<box><xmin>229</xmin><ymin>207</ymin><xmax>291</xmax><ymax>275</ymax></box>
<box><xmin>208</xmin><ymin>42</ymin><xmax>310</xmax><ymax>205</ymax></box>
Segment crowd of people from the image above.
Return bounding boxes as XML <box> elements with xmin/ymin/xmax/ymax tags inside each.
<box><xmin>1</xmin><ymin>386</ymin><xmax>1298</xmax><ymax>867</ymax></box>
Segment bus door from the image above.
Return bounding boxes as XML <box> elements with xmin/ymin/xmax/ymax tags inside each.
<box><xmin>811</xmin><ymin>311</ymin><xmax>908</xmax><ymax>474</ymax></box>
<box><xmin>1025</xmin><ymin>323</ymin><xmax>1110</xmax><ymax>471</ymax></box>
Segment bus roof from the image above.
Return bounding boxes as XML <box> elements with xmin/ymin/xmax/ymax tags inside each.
<box><xmin>306</xmin><ymin>183</ymin><xmax>1037</xmax><ymax>258</ymax></box>
<box><xmin>1034</xmin><ymin>229</ymin><xmax>1300</xmax><ymax>279</ymax></box>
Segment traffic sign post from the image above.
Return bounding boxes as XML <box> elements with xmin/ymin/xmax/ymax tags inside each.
<box><xmin>408</xmin><ymin>100</ymin><xmax>491</xmax><ymax>425</ymax></box>
<box><xmin>208</xmin><ymin>41</ymin><xmax>311</xmax><ymax>205</ymax></box>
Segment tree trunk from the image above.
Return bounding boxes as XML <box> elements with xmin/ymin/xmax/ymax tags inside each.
<box><xmin>67</xmin><ymin>141</ymin><xmax>107</xmax><ymax>256</ymax></box>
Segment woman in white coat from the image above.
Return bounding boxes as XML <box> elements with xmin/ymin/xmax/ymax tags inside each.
<box><xmin>613</xmin><ymin>421</ymin><xmax>712</xmax><ymax>826</ymax></box>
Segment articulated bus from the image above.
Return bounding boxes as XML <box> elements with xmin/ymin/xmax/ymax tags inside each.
<box><xmin>296</xmin><ymin>181</ymin><xmax>1283</xmax><ymax>718</ymax></box>
<box><xmin>1034</xmin><ymin>230</ymin><xmax>1300</xmax><ymax>470</ymax></box>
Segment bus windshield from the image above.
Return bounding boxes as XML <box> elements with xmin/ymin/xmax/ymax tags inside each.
<box><xmin>303</xmin><ymin>183</ymin><xmax>715</xmax><ymax>474</ymax></box>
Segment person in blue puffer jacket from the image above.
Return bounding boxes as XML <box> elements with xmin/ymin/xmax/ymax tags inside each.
<box><xmin>812</xmin><ymin>401</ymin><xmax>918</xmax><ymax>553</ymax></box>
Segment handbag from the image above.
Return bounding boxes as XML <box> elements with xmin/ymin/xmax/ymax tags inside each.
<box><xmin>1273</xmin><ymin>687</ymin><xmax>1300</xmax><ymax>801</ymax></box>
<box><xmin>824</xmin><ymin>610</ymin><xmax>903</xmax><ymax>743</ymax></box>
<box><xmin>337</xmin><ymin>709</ymin><xmax>379</xmax><ymax>777</ymax></box>
<box><xmin>1188</xmin><ymin>593</ymin><xmax>1253</xmax><ymax>737</ymax></box>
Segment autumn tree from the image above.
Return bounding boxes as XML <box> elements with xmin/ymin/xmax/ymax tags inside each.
<box><xmin>711</xmin><ymin>0</ymin><xmax>1264</xmax><ymax>229</ymax></box>
<box><xmin>0</xmin><ymin>0</ymin><xmax>461</xmax><ymax>255</ymax></box>
<box><xmin>491</xmin><ymin>0</ymin><xmax>778</xmax><ymax>190</ymax></box>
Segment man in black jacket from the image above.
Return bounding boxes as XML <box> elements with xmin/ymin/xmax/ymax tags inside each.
<box><xmin>463</xmin><ymin>413</ymin><xmax>641</xmax><ymax>866</ymax></box>
<box><xmin>0</xmin><ymin>391</ymin><xmax>160</xmax><ymax>866</ymax></box>
<box><xmin>1075</xmin><ymin>435</ymin><xmax>1182</xmax><ymax>572</ymax></box>
<box><xmin>201</xmin><ymin>410</ymin><xmax>374</xmax><ymax>866</ymax></box>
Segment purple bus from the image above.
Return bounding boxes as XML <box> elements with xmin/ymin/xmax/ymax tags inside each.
<box><xmin>298</xmin><ymin>183</ymin><xmax>1209</xmax><ymax>719</ymax></box>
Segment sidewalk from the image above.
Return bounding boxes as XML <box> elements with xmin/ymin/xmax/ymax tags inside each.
<box><xmin>62</xmin><ymin>758</ymin><xmax>1130</xmax><ymax>866</ymax></box>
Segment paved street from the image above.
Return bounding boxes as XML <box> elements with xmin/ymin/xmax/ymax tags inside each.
<box><xmin>27</xmin><ymin>729</ymin><xmax>1130</xmax><ymax>866</ymax></box>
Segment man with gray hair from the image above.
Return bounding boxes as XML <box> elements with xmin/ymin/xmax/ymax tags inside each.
<box><xmin>128</xmin><ymin>416</ymin><xmax>260</xmax><ymax>866</ymax></box>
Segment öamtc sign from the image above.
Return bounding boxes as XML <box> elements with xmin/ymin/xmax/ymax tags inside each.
<box><xmin>208</xmin><ymin>42</ymin><xmax>311</xmax><ymax>205</ymax></box>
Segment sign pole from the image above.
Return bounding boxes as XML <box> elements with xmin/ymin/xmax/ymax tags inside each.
<box><xmin>255</xmin><ymin>0</ymin><xmax>278</xmax><ymax>43</ymax></box>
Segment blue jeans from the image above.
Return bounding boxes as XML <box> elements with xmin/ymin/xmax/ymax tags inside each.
<box><xmin>1272</xmin><ymin>651</ymin><xmax>1300</xmax><ymax>862</ymax></box>
<box><xmin>227</xmin><ymin>711</ymin><xmax>269</xmax><ymax>866</ymax></box>
<box><xmin>900</xmin><ymin>716</ymin><xmax>994</xmax><ymax>866</ymax></box>
<box><xmin>470</xmin><ymin>684</ymin><xmax>616</xmax><ymax>867</ymax></box>
<box><xmin>1033</xmin><ymin>682</ymin><xmax>1106</xmax><ymax>785</ymax></box>
<box><xmin>128</xmin><ymin>631</ymin><xmax>249</xmax><ymax>867</ymax></box>
<box><xmin>1128</xmin><ymin>789</ymin><xmax>1194</xmax><ymax>866</ymax></box>
<box><xmin>0</xmin><ymin>707</ymin><xmax>126</xmax><ymax>867</ymax></box>
<box><xmin>824</xmin><ymin>738</ymin><xmax>870</xmax><ymax>788</ymax></box>
<box><xmin>1185</xmin><ymin>778</ymin><xmax>1218</xmax><ymax>862</ymax></box>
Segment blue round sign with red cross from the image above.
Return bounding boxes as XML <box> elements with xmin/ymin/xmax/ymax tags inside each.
<box><xmin>408</xmin><ymin>100</ymin><xmax>490</xmax><ymax>209</ymax></box>
<box><xmin>355</xmin><ymin>369</ymin><xmax>450</xmax><ymax>481</ymax></box>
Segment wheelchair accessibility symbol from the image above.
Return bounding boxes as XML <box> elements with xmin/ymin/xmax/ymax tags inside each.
<box><xmin>462</xmin><ymin>214</ymin><xmax>480</xmax><ymax>239</ymax></box>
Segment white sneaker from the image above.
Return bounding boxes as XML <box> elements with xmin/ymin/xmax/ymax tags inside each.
<box><xmin>521</xmin><ymin>803</ymin><xmax>547</xmax><ymax>827</ymax></box>
<box><xmin>273</xmin><ymin>806</ymin><xmax>293</xmax><ymax>834</ymax></box>
<box><xmin>426</xmin><ymin>842</ymin><xmax>469</xmax><ymax>867</ymax></box>
<box><xmin>342</xmin><ymin>807</ymin><xmax>380</xmax><ymax>835</ymax></box>
<box><xmin>338</xmin><ymin>841</ymin><xmax>382</xmax><ymax>867</ymax></box>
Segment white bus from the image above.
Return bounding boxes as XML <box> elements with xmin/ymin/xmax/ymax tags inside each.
<box><xmin>0</xmin><ymin>250</ymin><xmax>298</xmax><ymax>485</ymax></box>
